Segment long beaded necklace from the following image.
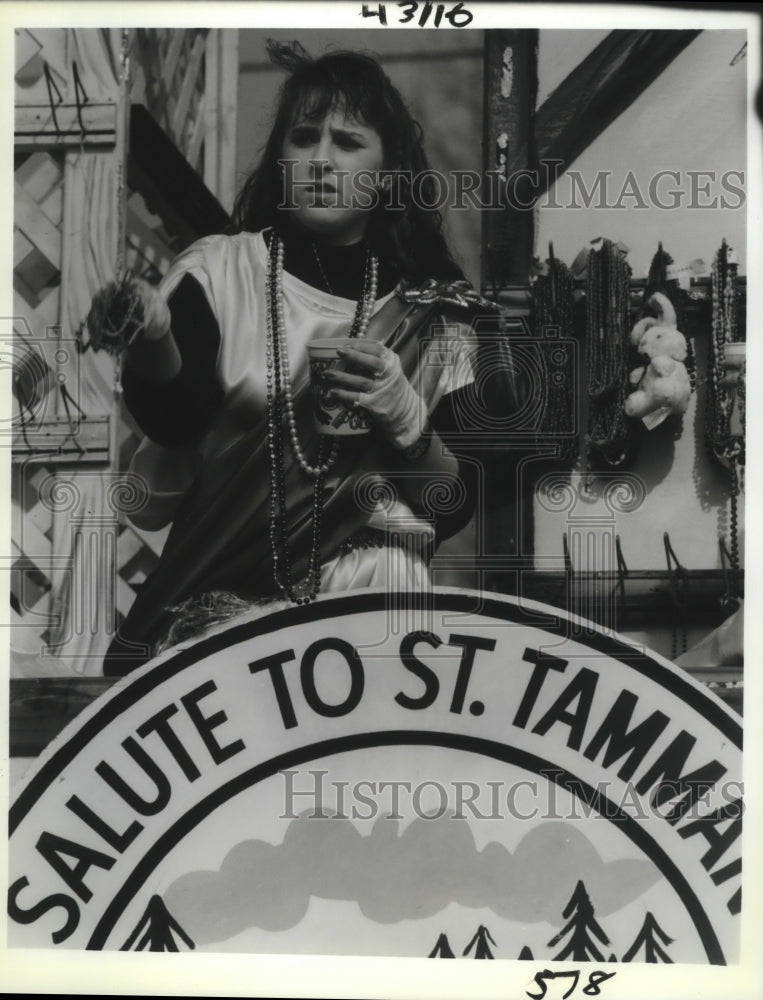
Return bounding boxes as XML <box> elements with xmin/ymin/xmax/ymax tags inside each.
<box><xmin>707</xmin><ymin>239</ymin><xmax>742</xmax><ymax>466</ymax></box>
<box><xmin>706</xmin><ymin>239</ymin><xmax>743</xmax><ymax>611</ymax></box>
<box><xmin>312</xmin><ymin>242</ymin><xmax>335</xmax><ymax>294</ymax></box>
<box><xmin>532</xmin><ymin>245</ymin><xmax>577</xmax><ymax>467</ymax></box>
<box><xmin>585</xmin><ymin>240</ymin><xmax>633</xmax><ymax>467</ymax></box>
<box><xmin>265</xmin><ymin>231</ymin><xmax>379</xmax><ymax>604</ymax></box>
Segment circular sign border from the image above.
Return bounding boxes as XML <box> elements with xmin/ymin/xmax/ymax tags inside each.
<box><xmin>9</xmin><ymin>589</ymin><xmax>742</xmax><ymax>962</ymax></box>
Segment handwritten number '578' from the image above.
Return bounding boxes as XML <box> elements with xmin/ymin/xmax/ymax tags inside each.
<box><xmin>526</xmin><ymin>970</ymin><xmax>617</xmax><ymax>1000</ymax></box>
<box><xmin>361</xmin><ymin>3</ymin><xmax>474</xmax><ymax>27</ymax></box>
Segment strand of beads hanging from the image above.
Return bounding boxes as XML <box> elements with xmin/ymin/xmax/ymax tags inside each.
<box><xmin>706</xmin><ymin>239</ymin><xmax>743</xmax><ymax>468</ymax></box>
<box><xmin>706</xmin><ymin>240</ymin><xmax>744</xmax><ymax>616</ymax></box>
<box><xmin>532</xmin><ymin>251</ymin><xmax>577</xmax><ymax>467</ymax></box>
<box><xmin>348</xmin><ymin>245</ymin><xmax>379</xmax><ymax>337</ymax></box>
<box><xmin>585</xmin><ymin>239</ymin><xmax>633</xmax><ymax>466</ymax></box>
<box><xmin>727</xmin><ymin>456</ymin><xmax>741</xmax><ymax>607</ymax></box>
<box><xmin>265</xmin><ymin>234</ymin><xmax>300</xmax><ymax>600</ymax></box>
<box><xmin>312</xmin><ymin>242</ymin><xmax>334</xmax><ymax>294</ymax></box>
<box><xmin>265</xmin><ymin>231</ymin><xmax>380</xmax><ymax>605</ymax></box>
<box><xmin>272</xmin><ymin>235</ymin><xmax>340</xmax><ymax>477</ymax></box>
<box><xmin>266</xmin><ymin>232</ymin><xmax>323</xmax><ymax>604</ymax></box>
<box><xmin>267</xmin><ymin>242</ymin><xmax>327</xmax><ymax>604</ymax></box>
<box><xmin>737</xmin><ymin>361</ymin><xmax>745</xmax><ymax>443</ymax></box>
<box><xmin>273</xmin><ymin>234</ymin><xmax>378</xmax><ymax>474</ymax></box>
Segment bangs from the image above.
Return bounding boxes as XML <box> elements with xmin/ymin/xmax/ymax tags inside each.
<box><xmin>291</xmin><ymin>86</ymin><xmax>353</xmax><ymax>125</ymax></box>
<box><xmin>284</xmin><ymin>57</ymin><xmax>391</xmax><ymax>131</ymax></box>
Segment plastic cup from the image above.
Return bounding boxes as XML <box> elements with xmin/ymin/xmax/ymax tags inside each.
<box><xmin>306</xmin><ymin>339</ymin><xmax>372</xmax><ymax>435</ymax></box>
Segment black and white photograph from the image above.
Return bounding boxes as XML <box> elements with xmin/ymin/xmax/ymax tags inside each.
<box><xmin>4</xmin><ymin>2</ymin><xmax>761</xmax><ymax>997</ymax></box>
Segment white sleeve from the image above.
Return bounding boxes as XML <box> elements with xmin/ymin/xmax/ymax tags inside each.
<box><xmin>158</xmin><ymin>235</ymin><xmax>224</xmax><ymax>319</ymax></box>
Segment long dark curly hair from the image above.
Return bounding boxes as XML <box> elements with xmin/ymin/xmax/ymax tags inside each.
<box><xmin>229</xmin><ymin>40</ymin><xmax>465</xmax><ymax>284</ymax></box>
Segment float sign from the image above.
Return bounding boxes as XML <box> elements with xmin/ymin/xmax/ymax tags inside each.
<box><xmin>8</xmin><ymin>589</ymin><xmax>742</xmax><ymax>963</ymax></box>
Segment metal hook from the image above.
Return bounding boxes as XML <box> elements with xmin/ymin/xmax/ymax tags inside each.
<box><xmin>663</xmin><ymin>531</ymin><xmax>683</xmax><ymax>573</ymax></box>
<box><xmin>72</xmin><ymin>61</ymin><xmax>90</xmax><ymax>140</ymax></box>
<box><xmin>664</xmin><ymin>531</ymin><xmax>690</xmax><ymax>656</ymax></box>
<box><xmin>718</xmin><ymin>534</ymin><xmax>731</xmax><ymax>587</ymax></box>
<box><xmin>562</xmin><ymin>532</ymin><xmax>575</xmax><ymax>616</ymax></box>
<box><xmin>562</xmin><ymin>532</ymin><xmax>572</xmax><ymax>575</ymax></box>
<box><xmin>43</xmin><ymin>61</ymin><xmax>64</xmax><ymax>137</ymax></box>
<box><xmin>730</xmin><ymin>41</ymin><xmax>747</xmax><ymax>66</ymax></box>
<box><xmin>58</xmin><ymin>385</ymin><xmax>86</xmax><ymax>456</ymax></box>
<box><xmin>663</xmin><ymin>532</ymin><xmax>689</xmax><ymax>607</ymax></box>
<box><xmin>615</xmin><ymin>534</ymin><xmax>629</xmax><ymax>609</ymax></box>
<box><xmin>718</xmin><ymin>535</ymin><xmax>740</xmax><ymax>614</ymax></box>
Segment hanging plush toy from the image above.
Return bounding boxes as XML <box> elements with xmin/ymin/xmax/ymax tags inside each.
<box><xmin>624</xmin><ymin>292</ymin><xmax>691</xmax><ymax>429</ymax></box>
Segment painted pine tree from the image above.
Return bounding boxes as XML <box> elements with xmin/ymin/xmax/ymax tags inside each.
<box><xmin>547</xmin><ymin>881</ymin><xmax>611</xmax><ymax>962</ymax></box>
<box><xmin>121</xmin><ymin>895</ymin><xmax>195</xmax><ymax>951</ymax></box>
<box><xmin>429</xmin><ymin>932</ymin><xmax>456</xmax><ymax>957</ymax></box>
<box><xmin>463</xmin><ymin>925</ymin><xmax>496</xmax><ymax>959</ymax></box>
<box><xmin>622</xmin><ymin>912</ymin><xmax>674</xmax><ymax>963</ymax></box>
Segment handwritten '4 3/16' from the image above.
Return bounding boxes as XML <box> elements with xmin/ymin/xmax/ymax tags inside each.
<box><xmin>362</xmin><ymin>3</ymin><xmax>474</xmax><ymax>27</ymax></box>
<box><xmin>527</xmin><ymin>970</ymin><xmax>617</xmax><ymax>999</ymax></box>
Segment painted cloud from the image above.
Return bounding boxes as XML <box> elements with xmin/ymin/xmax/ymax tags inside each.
<box><xmin>164</xmin><ymin>815</ymin><xmax>663</xmax><ymax>945</ymax></box>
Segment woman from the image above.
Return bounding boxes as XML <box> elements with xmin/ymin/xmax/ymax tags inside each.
<box><xmin>102</xmin><ymin>42</ymin><xmax>503</xmax><ymax>676</ymax></box>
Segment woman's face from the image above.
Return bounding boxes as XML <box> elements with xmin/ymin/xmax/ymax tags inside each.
<box><xmin>280</xmin><ymin>105</ymin><xmax>385</xmax><ymax>245</ymax></box>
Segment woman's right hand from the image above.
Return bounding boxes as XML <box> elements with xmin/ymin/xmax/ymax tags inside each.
<box><xmin>121</xmin><ymin>278</ymin><xmax>181</xmax><ymax>381</ymax></box>
<box><xmin>87</xmin><ymin>276</ymin><xmax>172</xmax><ymax>358</ymax></box>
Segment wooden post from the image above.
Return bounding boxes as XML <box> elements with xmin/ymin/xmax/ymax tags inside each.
<box><xmin>204</xmin><ymin>29</ymin><xmax>239</xmax><ymax>213</ymax></box>
<box><xmin>480</xmin><ymin>32</ymin><xmax>539</xmax><ymax>577</ymax></box>
<box><xmin>481</xmin><ymin>29</ymin><xmax>538</xmax><ymax>291</ymax></box>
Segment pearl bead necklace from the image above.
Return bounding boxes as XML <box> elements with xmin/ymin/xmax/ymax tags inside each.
<box><xmin>273</xmin><ymin>234</ymin><xmax>378</xmax><ymax>476</ymax></box>
<box><xmin>265</xmin><ymin>231</ymin><xmax>379</xmax><ymax>603</ymax></box>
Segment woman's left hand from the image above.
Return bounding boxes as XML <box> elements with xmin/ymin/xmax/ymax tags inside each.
<box><xmin>324</xmin><ymin>341</ymin><xmax>428</xmax><ymax>450</ymax></box>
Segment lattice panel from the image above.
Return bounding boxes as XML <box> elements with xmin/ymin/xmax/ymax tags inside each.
<box><xmin>14</xmin><ymin>151</ymin><xmax>63</xmax><ymax>334</ymax></box>
<box><xmin>12</xmin><ymin>35</ymin><xmax>214</xmax><ymax>673</ymax></box>
<box><xmin>11</xmin><ymin>155</ymin><xmax>178</xmax><ymax>675</ymax></box>
<box><xmin>129</xmin><ymin>28</ymin><xmax>210</xmax><ymax>177</ymax></box>
<box><xmin>15</xmin><ymin>28</ymin><xmax>68</xmax><ymax>102</ymax></box>
<box><xmin>116</xmin><ymin>521</ymin><xmax>167</xmax><ymax>619</ymax></box>
<box><xmin>10</xmin><ymin>464</ymin><xmax>55</xmax><ymax>656</ymax></box>
<box><xmin>9</xmin><ymin>460</ymin><xmax>167</xmax><ymax>675</ymax></box>
<box><xmin>11</xmin><ymin>151</ymin><xmax>64</xmax><ymax>668</ymax></box>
